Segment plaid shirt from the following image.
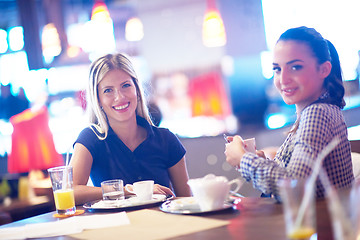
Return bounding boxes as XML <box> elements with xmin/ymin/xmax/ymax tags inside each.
<box><xmin>239</xmin><ymin>103</ymin><xmax>354</xmax><ymax>198</ymax></box>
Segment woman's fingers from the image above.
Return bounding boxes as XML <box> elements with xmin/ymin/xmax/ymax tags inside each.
<box><xmin>256</xmin><ymin>150</ymin><xmax>266</xmax><ymax>158</ymax></box>
<box><xmin>125</xmin><ymin>183</ymin><xmax>175</xmax><ymax>197</ymax></box>
<box><xmin>153</xmin><ymin>184</ymin><xmax>174</xmax><ymax>196</ymax></box>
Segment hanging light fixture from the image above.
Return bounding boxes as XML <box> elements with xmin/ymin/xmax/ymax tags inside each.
<box><xmin>91</xmin><ymin>0</ymin><xmax>112</xmax><ymax>23</ymax></box>
<box><xmin>125</xmin><ymin>17</ymin><xmax>144</xmax><ymax>42</ymax></box>
<box><xmin>41</xmin><ymin>23</ymin><xmax>62</xmax><ymax>64</ymax></box>
<box><xmin>202</xmin><ymin>0</ymin><xmax>226</xmax><ymax>48</ymax></box>
<box><xmin>87</xmin><ymin>0</ymin><xmax>116</xmax><ymax>60</ymax></box>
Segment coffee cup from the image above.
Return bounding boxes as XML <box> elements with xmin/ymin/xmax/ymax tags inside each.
<box><xmin>187</xmin><ymin>174</ymin><xmax>243</xmax><ymax>211</ymax></box>
<box><xmin>125</xmin><ymin>180</ymin><xmax>154</xmax><ymax>201</ymax></box>
<box><xmin>244</xmin><ymin>138</ymin><xmax>256</xmax><ymax>153</ymax></box>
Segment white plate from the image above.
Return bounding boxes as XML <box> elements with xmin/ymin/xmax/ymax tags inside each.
<box><xmin>83</xmin><ymin>194</ymin><xmax>169</xmax><ymax>212</ymax></box>
<box><xmin>159</xmin><ymin>197</ymin><xmax>234</xmax><ymax>215</ymax></box>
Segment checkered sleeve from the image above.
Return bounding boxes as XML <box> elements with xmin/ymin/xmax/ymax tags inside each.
<box><xmin>239</xmin><ymin>104</ymin><xmax>353</xmax><ymax>197</ymax></box>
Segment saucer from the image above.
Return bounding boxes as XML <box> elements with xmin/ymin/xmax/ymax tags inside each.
<box><xmin>160</xmin><ymin>197</ymin><xmax>234</xmax><ymax>215</ymax></box>
<box><xmin>83</xmin><ymin>194</ymin><xmax>169</xmax><ymax>212</ymax></box>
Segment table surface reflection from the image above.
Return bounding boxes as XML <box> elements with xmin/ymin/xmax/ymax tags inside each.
<box><xmin>0</xmin><ymin>197</ymin><xmax>333</xmax><ymax>240</ymax></box>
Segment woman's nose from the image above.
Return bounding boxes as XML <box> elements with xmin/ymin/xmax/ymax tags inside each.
<box><xmin>279</xmin><ymin>70</ymin><xmax>291</xmax><ymax>85</ymax></box>
<box><xmin>114</xmin><ymin>89</ymin><xmax>124</xmax><ymax>100</ymax></box>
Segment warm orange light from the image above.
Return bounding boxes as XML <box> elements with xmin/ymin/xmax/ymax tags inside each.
<box><xmin>202</xmin><ymin>0</ymin><xmax>226</xmax><ymax>48</ymax></box>
<box><xmin>42</xmin><ymin>23</ymin><xmax>62</xmax><ymax>58</ymax></box>
<box><xmin>66</xmin><ymin>45</ymin><xmax>81</xmax><ymax>58</ymax></box>
<box><xmin>125</xmin><ymin>17</ymin><xmax>144</xmax><ymax>41</ymax></box>
<box><xmin>91</xmin><ymin>1</ymin><xmax>112</xmax><ymax>23</ymax></box>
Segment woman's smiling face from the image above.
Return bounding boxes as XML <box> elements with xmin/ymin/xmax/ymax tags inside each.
<box><xmin>98</xmin><ymin>69</ymin><xmax>138</xmax><ymax>125</ymax></box>
<box><xmin>272</xmin><ymin>40</ymin><xmax>330</xmax><ymax>112</ymax></box>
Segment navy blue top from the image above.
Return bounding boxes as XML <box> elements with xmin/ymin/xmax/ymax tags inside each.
<box><xmin>75</xmin><ymin>116</ymin><xmax>186</xmax><ymax>188</ymax></box>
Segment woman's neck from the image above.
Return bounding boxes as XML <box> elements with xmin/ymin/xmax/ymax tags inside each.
<box><xmin>111</xmin><ymin>117</ymin><xmax>146</xmax><ymax>151</ymax></box>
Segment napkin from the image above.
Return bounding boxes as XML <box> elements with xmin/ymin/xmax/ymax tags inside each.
<box><xmin>0</xmin><ymin>211</ymin><xmax>130</xmax><ymax>240</ymax></box>
<box><xmin>167</xmin><ymin>197</ymin><xmax>200</xmax><ymax>211</ymax></box>
<box><xmin>90</xmin><ymin>194</ymin><xmax>167</xmax><ymax>209</ymax></box>
<box><xmin>72</xmin><ymin>209</ymin><xmax>229</xmax><ymax>240</ymax></box>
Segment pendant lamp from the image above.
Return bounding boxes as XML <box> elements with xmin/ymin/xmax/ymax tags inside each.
<box><xmin>202</xmin><ymin>0</ymin><xmax>226</xmax><ymax>47</ymax></box>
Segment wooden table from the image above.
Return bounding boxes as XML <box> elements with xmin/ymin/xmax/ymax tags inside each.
<box><xmin>0</xmin><ymin>197</ymin><xmax>333</xmax><ymax>240</ymax></box>
<box><xmin>0</xmin><ymin>196</ymin><xmax>55</xmax><ymax>224</ymax></box>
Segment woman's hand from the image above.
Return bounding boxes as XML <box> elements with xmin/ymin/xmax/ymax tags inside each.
<box><xmin>124</xmin><ymin>183</ymin><xmax>175</xmax><ymax>197</ymax></box>
<box><xmin>153</xmin><ymin>184</ymin><xmax>174</xmax><ymax>197</ymax></box>
<box><xmin>224</xmin><ymin>135</ymin><xmax>246</xmax><ymax>167</ymax></box>
<box><xmin>256</xmin><ymin>150</ymin><xmax>266</xmax><ymax>158</ymax></box>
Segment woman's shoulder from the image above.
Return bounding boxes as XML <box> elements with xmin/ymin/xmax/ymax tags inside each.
<box><xmin>302</xmin><ymin>103</ymin><xmax>341</xmax><ymax>117</ymax></box>
<box><xmin>77</xmin><ymin>125</ymin><xmax>104</xmax><ymax>142</ymax></box>
<box><xmin>151</xmin><ymin>125</ymin><xmax>178</xmax><ymax>137</ymax></box>
<box><xmin>300</xmin><ymin>103</ymin><xmax>344</xmax><ymax>128</ymax></box>
<box><xmin>78</xmin><ymin>126</ymin><xmax>96</xmax><ymax>136</ymax></box>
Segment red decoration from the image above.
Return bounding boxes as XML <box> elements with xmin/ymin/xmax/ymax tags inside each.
<box><xmin>8</xmin><ymin>106</ymin><xmax>63</xmax><ymax>173</ymax></box>
<box><xmin>189</xmin><ymin>72</ymin><xmax>231</xmax><ymax>118</ymax></box>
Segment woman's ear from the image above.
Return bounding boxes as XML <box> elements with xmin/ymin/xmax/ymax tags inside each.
<box><xmin>320</xmin><ymin>61</ymin><xmax>332</xmax><ymax>78</ymax></box>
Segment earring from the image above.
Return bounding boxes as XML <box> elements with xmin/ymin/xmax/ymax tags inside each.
<box><xmin>100</xmin><ymin>106</ymin><xmax>104</xmax><ymax>111</ymax></box>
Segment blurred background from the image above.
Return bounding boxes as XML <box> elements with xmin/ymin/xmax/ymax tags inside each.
<box><xmin>0</xmin><ymin>0</ymin><xmax>360</xmax><ymax>201</ymax></box>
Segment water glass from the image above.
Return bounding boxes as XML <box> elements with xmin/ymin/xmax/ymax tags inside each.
<box><xmin>101</xmin><ymin>179</ymin><xmax>125</xmax><ymax>201</ymax></box>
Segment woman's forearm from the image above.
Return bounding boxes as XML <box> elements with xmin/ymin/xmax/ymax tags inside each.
<box><xmin>73</xmin><ymin>185</ymin><xmax>102</xmax><ymax>205</ymax></box>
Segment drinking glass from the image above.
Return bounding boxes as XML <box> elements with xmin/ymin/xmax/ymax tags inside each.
<box><xmin>48</xmin><ymin>166</ymin><xmax>76</xmax><ymax>215</ymax></box>
<box><xmin>327</xmin><ymin>183</ymin><xmax>360</xmax><ymax>240</ymax></box>
<box><xmin>277</xmin><ymin>179</ymin><xmax>316</xmax><ymax>240</ymax></box>
<box><xmin>101</xmin><ymin>179</ymin><xmax>125</xmax><ymax>201</ymax></box>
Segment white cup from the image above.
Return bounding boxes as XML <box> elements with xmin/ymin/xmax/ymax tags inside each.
<box><xmin>187</xmin><ymin>174</ymin><xmax>243</xmax><ymax>211</ymax></box>
<box><xmin>244</xmin><ymin>138</ymin><xmax>256</xmax><ymax>153</ymax></box>
<box><xmin>125</xmin><ymin>180</ymin><xmax>154</xmax><ymax>201</ymax></box>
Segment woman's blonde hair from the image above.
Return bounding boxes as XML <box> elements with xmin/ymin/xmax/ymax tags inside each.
<box><xmin>87</xmin><ymin>53</ymin><xmax>153</xmax><ymax>139</ymax></box>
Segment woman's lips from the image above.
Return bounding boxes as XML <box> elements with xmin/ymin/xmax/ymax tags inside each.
<box><xmin>282</xmin><ymin>87</ymin><xmax>297</xmax><ymax>96</ymax></box>
<box><xmin>113</xmin><ymin>102</ymin><xmax>130</xmax><ymax>110</ymax></box>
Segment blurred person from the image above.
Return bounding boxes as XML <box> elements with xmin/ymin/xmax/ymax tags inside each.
<box><xmin>0</xmin><ymin>84</ymin><xmax>21</xmax><ymax>120</ymax></box>
<box><xmin>14</xmin><ymin>87</ymin><xmax>30</xmax><ymax>115</ymax></box>
<box><xmin>0</xmin><ymin>85</ymin><xmax>30</xmax><ymax>120</ymax></box>
<box><xmin>224</xmin><ymin>26</ymin><xmax>354</xmax><ymax>198</ymax></box>
<box><xmin>148</xmin><ymin>100</ymin><xmax>162</xmax><ymax>127</ymax></box>
<box><xmin>70</xmin><ymin>53</ymin><xmax>191</xmax><ymax>204</ymax></box>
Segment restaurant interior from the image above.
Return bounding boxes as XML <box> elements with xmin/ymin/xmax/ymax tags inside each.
<box><xmin>0</xmin><ymin>0</ymin><xmax>360</xmax><ymax>229</ymax></box>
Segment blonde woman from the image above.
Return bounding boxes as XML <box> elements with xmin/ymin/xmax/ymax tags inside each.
<box><xmin>70</xmin><ymin>53</ymin><xmax>191</xmax><ymax>204</ymax></box>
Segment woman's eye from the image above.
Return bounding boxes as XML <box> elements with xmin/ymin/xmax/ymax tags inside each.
<box><xmin>103</xmin><ymin>88</ymin><xmax>112</xmax><ymax>93</ymax></box>
<box><xmin>272</xmin><ymin>66</ymin><xmax>281</xmax><ymax>73</ymax></box>
<box><xmin>122</xmin><ymin>83</ymin><xmax>131</xmax><ymax>88</ymax></box>
<box><xmin>291</xmin><ymin>65</ymin><xmax>303</xmax><ymax>71</ymax></box>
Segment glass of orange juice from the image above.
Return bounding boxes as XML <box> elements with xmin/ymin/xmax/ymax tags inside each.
<box><xmin>48</xmin><ymin>166</ymin><xmax>76</xmax><ymax>215</ymax></box>
<box><xmin>278</xmin><ymin>179</ymin><xmax>316</xmax><ymax>240</ymax></box>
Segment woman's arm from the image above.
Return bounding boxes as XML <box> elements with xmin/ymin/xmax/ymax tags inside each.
<box><xmin>70</xmin><ymin>143</ymin><xmax>102</xmax><ymax>205</ymax></box>
<box><xmin>168</xmin><ymin>157</ymin><xmax>192</xmax><ymax>197</ymax></box>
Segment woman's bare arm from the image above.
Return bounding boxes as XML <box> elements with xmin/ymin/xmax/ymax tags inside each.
<box><xmin>70</xmin><ymin>143</ymin><xmax>102</xmax><ymax>205</ymax></box>
<box><xmin>168</xmin><ymin>157</ymin><xmax>192</xmax><ymax>197</ymax></box>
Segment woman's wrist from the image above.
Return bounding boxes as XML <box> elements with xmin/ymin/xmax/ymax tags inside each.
<box><xmin>234</xmin><ymin>158</ymin><xmax>241</xmax><ymax>171</ymax></box>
